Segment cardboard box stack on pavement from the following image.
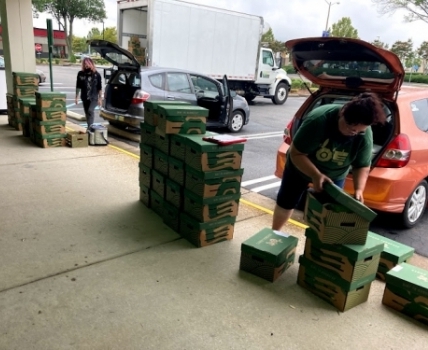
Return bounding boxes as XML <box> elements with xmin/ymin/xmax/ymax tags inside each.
<box><xmin>139</xmin><ymin>102</ymin><xmax>246</xmax><ymax>247</ymax></box>
<box><xmin>32</xmin><ymin>92</ymin><xmax>67</xmax><ymax>148</ymax></box>
<box><xmin>18</xmin><ymin>97</ymin><xmax>36</xmax><ymax>137</ymax></box>
<box><xmin>298</xmin><ymin>183</ymin><xmax>381</xmax><ymax>311</ymax></box>
<box><xmin>367</xmin><ymin>232</ymin><xmax>415</xmax><ymax>281</ymax></box>
<box><xmin>382</xmin><ymin>263</ymin><xmax>428</xmax><ymax>324</ymax></box>
<box><xmin>9</xmin><ymin>72</ymin><xmax>39</xmax><ymax>131</ymax></box>
<box><xmin>240</xmin><ymin>228</ymin><xmax>298</xmax><ymax>282</ymax></box>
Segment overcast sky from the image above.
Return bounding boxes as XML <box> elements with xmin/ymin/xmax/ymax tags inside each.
<box><xmin>34</xmin><ymin>0</ymin><xmax>428</xmax><ymax>50</ymax></box>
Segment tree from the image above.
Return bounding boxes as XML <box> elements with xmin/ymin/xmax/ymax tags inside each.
<box><xmin>32</xmin><ymin>0</ymin><xmax>106</xmax><ymax>59</ymax></box>
<box><xmin>390</xmin><ymin>39</ymin><xmax>414</xmax><ymax>63</ymax></box>
<box><xmin>329</xmin><ymin>17</ymin><xmax>359</xmax><ymax>38</ymax></box>
<box><xmin>72</xmin><ymin>36</ymin><xmax>87</xmax><ymax>53</ymax></box>
<box><xmin>372</xmin><ymin>0</ymin><xmax>428</xmax><ymax>24</ymax></box>
<box><xmin>261</xmin><ymin>28</ymin><xmax>286</xmax><ymax>54</ymax></box>
<box><xmin>417</xmin><ymin>41</ymin><xmax>428</xmax><ymax>73</ymax></box>
<box><xmin>371</xmin><ymin>39</ymin><xmax>390</xmax><ymax>49</ymax></box>
<box><xmin>103</xmin><ymin>27</ymin><xmax>118</xmax><ymax>43</ymax></box>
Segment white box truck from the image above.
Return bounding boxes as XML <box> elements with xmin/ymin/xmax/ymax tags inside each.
<box><xmin>117</xmin><ymin>0</ymin><xmax>291</xmax><ymax>104</ymax></box>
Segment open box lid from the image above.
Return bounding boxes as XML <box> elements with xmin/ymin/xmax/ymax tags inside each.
<box><xmin>323</xmin><ymin>182</ymin><xmax>377</xmax><ymax>222</ymax></box>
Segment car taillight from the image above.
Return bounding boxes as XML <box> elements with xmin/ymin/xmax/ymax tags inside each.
<box><xmin>376</xmin><ymin>133</ymin><xmax>411</xmax><ymax>168</ymax></box>
<box><xmin>283</xmin><ymin>120</ymin><xmax>293</xmax><ymax>145</ymax></box>
<box><xmin>131</xmin><ymin>90</ymin><xmax>150</xmax><ymax>104</ymax></box>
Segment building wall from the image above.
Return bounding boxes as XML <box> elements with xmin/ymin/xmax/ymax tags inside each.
<box><xmin>0</xmin><ymin>26</ymin><xmax>68</xmax><ymax>58</ymax></box>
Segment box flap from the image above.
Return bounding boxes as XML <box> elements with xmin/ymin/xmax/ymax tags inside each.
<box><xmin>368</xmin><ymin>232</ymin><xmax>415</xmax><ymax>263</ymax></box>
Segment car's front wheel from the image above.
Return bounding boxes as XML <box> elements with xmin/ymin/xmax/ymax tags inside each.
<box><xmin>271</xmin><ymin>82</ymin><xmax>289</xmax><ymax>105</ymax></box>
<box><xmin>401</xmin><ymin>180</ymin><xmax>428</xmax><ymax>228</ymax></box>
<box><xmin>228</xmin><ymin>111</ymin><xmax>244</xmax><ymax>133</ymax></box>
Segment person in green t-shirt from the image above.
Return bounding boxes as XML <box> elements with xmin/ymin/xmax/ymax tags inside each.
<box><xmin>272</xmin><ymin>92</ymin><xmax>386</xmax><ymax>231</ymax></box>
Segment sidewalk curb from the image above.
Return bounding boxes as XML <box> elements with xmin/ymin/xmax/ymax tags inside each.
<box><xmin>67</xmin><ymin>110</ymin><xmax>85</xmax><ymax>121</ymax></box>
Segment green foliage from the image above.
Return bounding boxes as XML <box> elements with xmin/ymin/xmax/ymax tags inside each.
<box><xmin>283</xmin><ymin>65</ymin><xmax>296</xmax><ymax>74</ymax></box>
<box><xmin>103</xmin><ymin>27</ymin><xmax>118</xmax><ymax>43</ymax></box>
<box><xmin>291</xmin><ymin>79</ymin><xmax>303</xmax><ymax>90</ymax></box>
<box><xmin>261</xmin><ymin>27</ymin><xmax>286</xmax><ymax>53</ymax></box>
<box><xmin>329</xmin><ymin>17</ymin><xmax>359</xmax><ymax>38</ymax></box>
<box><xmin>403</xmin><ymin>73</ymin><xmax>428</xmax><ymax>84</ymax></box>
<box><xmin>371</xmin><ymin>39</ymin><xmax>389</xmax><ymax>49</ymax></box>
<box><xmin>69</xmin><ymin>54</ymin><xmax>77</xmax><ymax>63</ymax></box>
<box><xmin>390</xmin><ymin>39</ymin><xmax>414</xmax><ymax>62</ymax></box>
<box><xmin>372</xmin><ymin>0</ymin><xmax>428</xmax><ymax>24</ymax></box>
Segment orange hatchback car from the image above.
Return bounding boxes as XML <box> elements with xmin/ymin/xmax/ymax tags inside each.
<box><xmin>275</xmin><ymin>37</ymin><xmax>428</xmax><ymax>228</ymax></box>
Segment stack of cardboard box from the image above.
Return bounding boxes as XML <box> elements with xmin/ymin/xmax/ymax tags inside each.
<box><xmin>9</xmin><ymin>72</ymin><xmax>39</xmax><ymax>131</ymax></box>
<box><xmin>297</xmin><ymin>183</ymin><xmax>382</xmax><ymax>312</ymax></box>
<box><xmin>128</xmin><ymin>36</ymin><xmax>145</xmax><ymax>65</ymax></box>
<box><xmin>18</xmin><ymin>97</ymin><xmax>36</xmax><ymax>137</ymax></box>
<box><xmin>139</xmin><ymin>101</ymin><xmax>246</xmax><ymax>247</ymax></box>
<box><xmin>32</xmin><ymin>92</ymin><xmax>67</xmax><ymax>148</ymax></box>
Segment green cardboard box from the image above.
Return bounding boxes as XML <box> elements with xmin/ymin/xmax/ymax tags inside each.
<box><xmin>18</xmin><ymin>98</ymin><xmax>36</xmax><ymax>115</ymax></box>
<box><xmin>139</xmin><ymin>184</ymin><xmax>151</xmax><ymax>208</ymax></box>
<box><xmin>15</xmin><ymin>86</ymin><xmax>38</xmax><ymax>97</ymax></box>
<box><xmin>138</xmin><ymin>163</ymin><xmax>152</xmax><ymax>188</ymax></box>
<box><xmin>156</xmin><ymin>105</ymin><xmax>208</xmax><ymax>135</ymax></box>
<box><xmin>154</xmin><ymin>130</ymin><xmax>171</xmax><ymax>155</ymax></box>
<box><xmin>150</xmin><ymin>190</ymin><xmax>164</xmax><ymax>217</ymax></box>
<box><xmin>183</xmin><ymin>189</ymin><xmax>240</xmax><ymax>223</ymax></box>
<box><xmin>170</xmin><ymin>132</ymin><xmax>218</xmax><ymax>161</ymax></box>
<box><xmin>153</xmin><ymin>149</ymin><xmax>169</xmax><ymax>177</ymax></box>
<box><xmin>139</xmin><ymin>144</ymin><xmax>154</xmax><ymax>168</ymax></box>
<box><xmin>367</xmin><ymin>232</ymin><xmax>415</xmax><ymax>281</ymax></box>
<box><xmin>33</xmin><ymin>132</ymin><xmax>66</xmax><ymax>148</ymax></box>
<box><xmin>185</xmin><ymin>166</ymin><xmax>243</xmax><ymax>198</ymax></box>
<box><xmin>304</xmin><ymin>228</ymin><xmax>383</xmax><ymax>283</ymax></box>
<box><xmin>297</xmin><ymin>260</ymin><xmax>372</xmax><ymax>312</ymax></box>
<box><xmin>12</xmin><ymin>72</ymin><xmax>39</xmax><ymax>86</ymax></box>
<box><xmin>168</xmin><ymin>156</ymin><xmax>185</xmax><ymax>185</ymax></box>
<box><xmin>165</xmin><ymin>178</ymin><xmax>183</xmax><ymax>209</ymax></box>
<box><xmin>179</xmin><ymin>212</ymin><xmax>235</xmax><ymax>248</ymax></box>
<box><xmin>35</xmin><ymin>92</ymin><xmax>66</xmax><ymax>110</ymax></box>
<box><xmin>143</xmin><ymin>100</ymin><xmax>191</xmax><ymax>126</ymax></box>
<box><xmin>324</xmin><ymin>182</ymin><xmax>377</xmax><ymax>222</ymax></box>
<box><xmin>185</xmin><ymin>137</ymin><xmax>244</xmax><ymax>172</ymax></box>
<box><xmin>140</xmin><ymin>122</ymin><xmax>156</xmax><ymax>147</ymax></box>
<box><xmin>152</xmin><ymin>169</ymin><xmax>166</xmax><ymax>198</ymax></box>
<box><xmin>383</xmin><ymin>263</ymin><xmax>428</xmax><ymax>324</ymax></box>
<box><xmin>66</xmin><ymin>131</ymin><xmax>88</xmax><ymax>148</ymax></box>
<box><xmin>304</xmin><ymin>190</ymin><xmax>370</xmax><ymax>244</ymax></box>
<box><xmin>162</xmin><ymin>200</ymin><xmax>180</xmax><ymax>232</ymax></box>
<box><xmin>35</xmin><ymin>109</ymin><xmax>67</xmax><ymax>122</ymax></box>
<box><xmin>32</xmin><ymin>119</ymin><xmax>66</xmax><ymax>135</ymax></box>
<box><xmin>240</xmin><ymin>228</ymin><xmax>298</xmax><ymax>282</ymax></box>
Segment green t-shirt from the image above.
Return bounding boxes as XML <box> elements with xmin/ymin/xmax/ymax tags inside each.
<box><xmin>288</xmin><ymin>104</ymin><xmax>373</xmax><ymax>181</ymax></box>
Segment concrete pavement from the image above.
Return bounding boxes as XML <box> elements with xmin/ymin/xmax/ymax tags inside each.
<box><xmin>0</xmin><ymin>115</ymin><xmax>427</xmax><ymax>350</ymax></box>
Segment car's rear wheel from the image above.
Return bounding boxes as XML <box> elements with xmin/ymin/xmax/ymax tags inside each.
<box><xmin>228</xmin><ymin>111</ymin><xmax>244</xmax><ymax>133</ymax></box>
<box><xmin>271</xmin><ymin>82</ymin><xmax>289</xmax><ymax>105</ymax></box>
<box><xmin>244</xmin><ymin>94</ymin><xmax>256</xmax><ymax>102</ymax></box>
<box><xmin>401</xmin><ymin>180</ymin><xmax>428</xmax><ymax>228</ymax></box>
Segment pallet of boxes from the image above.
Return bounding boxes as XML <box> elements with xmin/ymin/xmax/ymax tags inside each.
<box><xmin>31</xmin><ymin>92</ymin><xmax>67</xmax><ymax>148</ymax></box>
<box><xmin>138</xmin><ymin>100</ymin><xmax>246</xmax><ymax>247</ymax></box>
<box><xmin>8</xmin><ymin>72</ymin><xmax>39</xmax><ymax>132</ymax></box>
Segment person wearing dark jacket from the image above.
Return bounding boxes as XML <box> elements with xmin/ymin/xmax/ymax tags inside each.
<box><xmin>75</xmin><ymin>57</ymin><xmax>102</xmax><ymax>129</ymax></box>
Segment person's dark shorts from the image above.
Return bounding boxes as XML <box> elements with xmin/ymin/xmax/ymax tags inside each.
<box><xmin>276</xmin><ymin>164</ymin><xmax>345</xmax><ymax>210</ymax></box>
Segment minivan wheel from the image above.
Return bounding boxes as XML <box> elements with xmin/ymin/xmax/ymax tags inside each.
<box><xmin>272</xmin><ymin>82</ymin><xmax>289</xmax><ymax>105</ymax></box>
<box><xmin>401</xmin><ymin>180</ymin><xmax>428</xmax><ymax>228</ymax></box>
<box><xmin>228</xmin><ymin>111</ymin><xmax>244</xmax><ymax>132</ymax></box>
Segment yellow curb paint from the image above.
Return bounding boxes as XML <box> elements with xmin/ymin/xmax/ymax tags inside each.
<box><xmin>108</xmin><ymin>144</ymin><xmax>140</xmax><ymax>159</ymax></box>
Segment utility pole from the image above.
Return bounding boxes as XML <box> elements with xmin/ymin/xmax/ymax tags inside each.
<box><xmin>325</xmin><ymin>0</ymin><xmax>340</xmax><ymax>32</ymax></box>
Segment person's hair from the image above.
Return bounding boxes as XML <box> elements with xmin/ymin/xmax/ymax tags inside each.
<box><xmin>81</xmin><ymin>57</ymin><xmax>97</xmax><ymax>73</ymax></box>
<box><xmin>341</xmin><ymin>92</ymin><xmax>386</xmax><ymax>126</ymax></box>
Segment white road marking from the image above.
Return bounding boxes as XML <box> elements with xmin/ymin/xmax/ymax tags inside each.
<box><xmin>251</xmin><ymin>181</ymin><xmax>282</xmax><ymax>193</ymax></box>
<box><xmin>241</xmin><ymin>175</ymin><xmax>277</xmax><ymax>187</ymax></box>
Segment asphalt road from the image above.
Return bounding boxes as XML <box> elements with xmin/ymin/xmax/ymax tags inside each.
<box><xmin>38</xmin><ymin>64</ymin><xmax>428</xmax><ymax>257</ymax></box>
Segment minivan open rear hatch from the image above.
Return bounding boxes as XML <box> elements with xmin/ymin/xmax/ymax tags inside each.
<box><xmin>286</xmin><ymin>37</ymin><xmax>404</xmax><ymax>96</ymax></box>
<box><xmin>88</xmin><ymin>39</ymin><xmax>140</xmax><ymax>70</ymax></box>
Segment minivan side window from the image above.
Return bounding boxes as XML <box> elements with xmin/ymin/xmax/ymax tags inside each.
<box><xmin>410</xmin><ymin>99</ymin><xmax>428</xmax><ymax>132</ymax></box>
<box><xmin>149</xmin><ymin>73</ymin><xmax>164</xmax><ymax>89</ymax></box>
<box><xmin>166</xmin><ymin>73</ymin><xmax>191</xmax><ymax>93</ymax></box>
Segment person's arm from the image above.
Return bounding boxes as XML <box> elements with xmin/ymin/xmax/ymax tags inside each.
<box><xmin>97</xmin><ymin>72</ymin><xmax>102</xmax><ymax>105</ymax></box>
<box><xmin>352</xmin><ymin>167</ymin><xmax>370</xmax><ymax>202</ymax></box>
<box><xmin>75</xmin><ymin>72</ymin><xmax>82</xmax><ymax>105</ymax></box>
<box><xmin>289</xmin><ymin>144</ymin><xmax>332</xmax><ymax>192</ymax></box>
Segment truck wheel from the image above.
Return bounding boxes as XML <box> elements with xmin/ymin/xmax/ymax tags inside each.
<box><xmin>272</xmin><ymin>82</ymin><xmax>289</xmax><ymax>105</ymax></box>
<box><xmin>244</xmin><ymin>94</ymin><xmax>256</xmax><ymax>102</ymax></box>
<box><xmin>401</xmin><ymin>180</ymin><xmax>428</xmax><ymax>228</ymax></box>
<box><xmin>228</xmin><ymin>111</ymin><xmax>244</xmax><ymax>133</ymax></box>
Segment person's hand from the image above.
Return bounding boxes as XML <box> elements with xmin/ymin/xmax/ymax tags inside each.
<box><xmin>312</xmin><ymin>173</ymin><xmax>333</xmax><ymax>192</ymax></box>
<box><xmin>354</xmin><ymin>189</ymin><xmax>364</xmax><ymax>203</ymax></box>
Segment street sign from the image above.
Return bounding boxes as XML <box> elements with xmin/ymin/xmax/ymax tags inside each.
<box><xmin>322</xmin><ymin>31</ymin><xmax>330</xmax><ymax>37</ymax></box>
<box><xmin>35</xmin><ymin>43</ymin><xmax>42</xmax><ymax>52</ymax></box>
